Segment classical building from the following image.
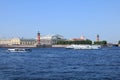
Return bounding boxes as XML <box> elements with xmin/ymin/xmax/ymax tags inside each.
<box><xmin>11</xmin><ymin>38</ymin><xmax>21</xmax><ymax>45</ymax></box>
<box><xmin>72</xmin><ymin>35</ymin><xmax>86</xmax><ymax>41</ymax></box>
<box><xmin>0</xmin><ymin>39</ymin><xmax>11</xmax><ymax>45</ymax></box>
<box><xmin>40</xmin><ymin>34</ymin><xmax>65</xmax><ymax>45</ymax></box>
<box><xmin>20</xmin><ymin>39</ymin><xmax>36</xmax><ymax>45</ymax></box>
<box><xmin>0</xmin><ymin>34</ymin><xmax>65</xmax><ymax>46</ymax></box>
<box><xmin>0</xmin><ymin>38</ymin><xmax>36</xmax><ymax>46</ymax></box>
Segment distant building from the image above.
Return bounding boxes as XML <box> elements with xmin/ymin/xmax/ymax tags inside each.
<box><xmin>40</xmin><ymin>34</ymin><xmax>65</xmax><ymax>45</ymax></box>
<box><xmin>72</xmin><ymin>35</ymin><xmax>86</xmax><ymax>41</ymax></box>
<box><xmin>20</xmin><ymin>39</ymin><xmax>36</xmax><ymax>45</ymax></box>
<box><xmin>0</xmin><ymin>39</ymin><xmax>11</xmax><ymax>45</ymax></box>
<box><xmin>0</xmin><ymin>33</ymin><xmax>65</xmax><ymax>46</ymax></box>
<box><xmin>0</xmin><ymin>38</ymin><xmax>36</xmax><ymax>46</ymax></box>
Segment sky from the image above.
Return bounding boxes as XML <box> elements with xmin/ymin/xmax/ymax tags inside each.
<box><xmin>0</xmin><ymin>0</ymin><xmax>120</xmax><ymax>43</ymax></box>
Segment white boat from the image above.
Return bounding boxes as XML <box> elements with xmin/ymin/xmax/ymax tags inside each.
<box><xmin>8</xmin><ymin>48</ymin><xmax>32</xmax><ymax>52</ymax></box>
<box><xmin>66</xmin><ymin>45</ymin><xmax>101</xmax><ymax>50</ymax></box>
<box><xmin>66</xmin><ymin>44</ymin><xmax>75</xmax><ymax>49</ymax></box>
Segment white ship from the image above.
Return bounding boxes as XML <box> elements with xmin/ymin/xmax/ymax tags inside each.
<box><xmin>8</xmin><ymin>48</ymin><xmax>32</xmax><ymax>52</ymax></box>
<box><xmin>66</xmin><ymin>45</ymin><xmax>101</xmax><ymax>50</ymax></box>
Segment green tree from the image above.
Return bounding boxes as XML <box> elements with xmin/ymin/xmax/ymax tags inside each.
<box><xmin>56</xmin><ymin>39</ymin><xmax>92</xmax><ymax>45</ymax></box>
<box><xmin>94</xmin><ymin>40</ymin><xmax>107</xmax><ymax>45</ymax></box>
<box><xmin>118</xmin><ymin>40</ymin><xmax>120</xmax><ymax>44</ymax></box>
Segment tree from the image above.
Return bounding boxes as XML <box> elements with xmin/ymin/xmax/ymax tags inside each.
<box><xmin>118</xmin><ymin>40</ymin><xmax>120</xmax><ymax>44</ymax></box>
<box><xmin>94</xmin><ymin>40</ymin><xmax>107</xmax><ymax>45</ymax></box>
<box><xmin>56</xmin><ymin>39</ymin><xmax>92</xmax><ymax>45</ymax></box>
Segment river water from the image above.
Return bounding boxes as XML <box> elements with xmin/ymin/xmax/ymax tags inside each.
<box><xmin>0</xmin><ymin>47</ymin><xmax>120</xmax><ymax>80</ymax></box>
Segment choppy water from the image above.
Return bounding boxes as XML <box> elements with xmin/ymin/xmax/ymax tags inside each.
<box><xmin>0</xmin><ymin>47</ymin><xmax>120</xmax><ymax>80</ymax></box>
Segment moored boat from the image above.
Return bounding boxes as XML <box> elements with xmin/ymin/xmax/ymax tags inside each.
<box><xmin>65</xmin><ymin>44</ymin><xmax>75</xmax><ymax>49</ymax></box>
<box><xmin>66</xmin><ymin>45</ymin><xmax>101</xmax><ymax>50</ymax></box>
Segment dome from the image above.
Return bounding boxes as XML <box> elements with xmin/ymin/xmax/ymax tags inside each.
<box><xmin>80</xmin><ymin>36</ymin><xmax>86</xmax><ymax>40</ymax></box>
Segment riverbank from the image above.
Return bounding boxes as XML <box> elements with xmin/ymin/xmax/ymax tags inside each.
<box><xmin>0</xmin><ymin>44</ymin><xmax>119</xmax><ymax>48</ymax></box>
<box><xmin>0</xmin><ymin>45</ymin><xmax>36</xmax><ymax>48</ymax></box>
<box><xmin>52</xmin><ymin>45</ymin><xmax>68</xmax><ymax>48</ymax></box>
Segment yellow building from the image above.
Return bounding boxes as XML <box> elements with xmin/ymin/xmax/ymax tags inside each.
<box><xmin>0</xmin><ymin>38</ymin><xmax>36</xmax><ymax>45</ymax></box>
<box><xmin>0</xmin><ymin>34</ymin><xmax>64</xmax><ymax>46</ymax></box>
<box><xmin>0</xmin><ymin>39</ymin><xmax>11</xmax><ymax>45</ymax></box>
<box><xmin>11</xmin><ymin>38</ymin><xmax>20</xmax><ymax>45</ymax></box>
<box><xmin>20</xmin><ymin>39</ymin><xmax>36</xmax><ymax>45</ymax></box>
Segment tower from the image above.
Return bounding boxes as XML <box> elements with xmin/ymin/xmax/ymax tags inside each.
<box><xmin>37</xmin><ymin>31</ymin><xmax>40</xmax><ymax>44</ymax></box>
<box><xmin>96</xmin><ymin>34</ymin><xmax>99</xmax><ymax>42</ymax></box>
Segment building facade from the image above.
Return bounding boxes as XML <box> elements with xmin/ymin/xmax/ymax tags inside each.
<box><xmin>0</xmin><ymin>34</ymin><xmax>65</xmax><ymax>46</ymax></box>
<box><xmin>0</xmin><ymin>39</ymin><xmax>11</xmax><ymax>45</ymax></box>
<box><xmin>40</xmin><ymin>34</ymin><xmax>65</xmax><ymax>45</ymax></box>
<box><xmin>20</xmin><ymin>39</ymin><xmax>36</xmax><ymax>45</ymax></box>
<box><xmin>72</xmin><ymin>36</ymin><xmax>86</xmax><ymax>41</ymax></box>
<box><xmin>0</xmin><ymin>38</ymin><xmax>36</xmax><ymax>46</ymax></box>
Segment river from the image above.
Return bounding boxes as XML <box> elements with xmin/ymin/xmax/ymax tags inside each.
<box><xmin>0</xmin><ymin>47</ymin><xmax>120</xmax><ymax>80</ymax></box>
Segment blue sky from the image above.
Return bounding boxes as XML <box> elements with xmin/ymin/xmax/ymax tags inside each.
<box><xmin>0</xmin><ymin>0</ymin><xmax>120</xmax><ymax>43</ymax></box>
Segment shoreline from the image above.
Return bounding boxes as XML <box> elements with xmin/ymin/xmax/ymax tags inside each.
<box><xmin>0</xmin><ymin>44</ymin><xmax>119</xmax><ymax>48</ymax></box>
<box><xmin>0</xmin><ymin>44</ymin><xmax>68</xmax><ymax>48</ymax></box>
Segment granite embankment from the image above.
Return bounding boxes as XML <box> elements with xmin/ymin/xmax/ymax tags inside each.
<box><xmin>0</xmin><ymin>45</ymin><xmax>36</xmax><ymax>48</ymax></box>
<box><xmin>0</xmin><ymin>44</ymin><xmax>67</xmax><ymax>48</ymax></box>
<box><xmin>52</xmin><ymin>45</ymin><xmax>68</xmax><ymax>48</ymax></box>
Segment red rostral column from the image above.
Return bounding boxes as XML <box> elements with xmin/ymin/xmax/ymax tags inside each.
<box><xmin>37</xmin><ymin>32</ymin><xmax>40</xmax><ymax>44</ymax></box>
<box><xmin>97</xmin><ymin>34</ymin><xmax>99</xmax><ymax>42</ymax></box>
